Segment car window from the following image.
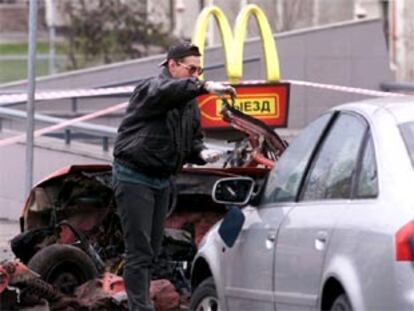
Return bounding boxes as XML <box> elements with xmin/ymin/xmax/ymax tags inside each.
<box><xmin>355</xmin><ymin>135</ymin><xmax>378</xmax><ymax>198</ymax></box>
<box><xmin>399</xmin><ymin>122</ymin><xmax>414</xmax><ymax>168</ymax></box>
<box><xmin>261</xmin><ymin>113</ymin><xmax>333</xmax><ymax>204</ymax></box>
<box><xmin>301</xmin><ymin>113</ymin><xmax>367</xmax><ymax>201</ymax></box>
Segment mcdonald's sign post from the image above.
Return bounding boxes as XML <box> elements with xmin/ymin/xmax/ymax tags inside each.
<box><xmin>192</xmin><ymin>4</ymin><xmax>290</xmax><ymax>129</ymax></box>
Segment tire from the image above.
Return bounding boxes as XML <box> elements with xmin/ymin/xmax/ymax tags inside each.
<box><xmin>190</xmin><ymin>277</ymin><xmax>220</xmax><ymax>311</ymax></box>
<box><xmin>27</xmin><ymin>244</ymin><xmax>98</xmax><ymax>294</ymax></box>
<box><xmin>330</xmin><ymin>293</ymin><xmax>353</xmax><ymax>311</ymax></box>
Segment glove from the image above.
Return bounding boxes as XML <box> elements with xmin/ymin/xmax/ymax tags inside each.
<box><xmin>200</xmin><ymin>149</ymin><xmax>222</xmax><ymax>163</ymax></box>
<box><xmin>204</xmin><ymin>81</ymin><xmax>237</xmax><ymax>98</ymax></box>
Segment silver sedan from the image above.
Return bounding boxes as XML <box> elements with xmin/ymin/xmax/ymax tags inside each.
<box><xmin>190</xmin><ymin>96</ymin><xmax>414</xmax><ymax>311</ymax></box>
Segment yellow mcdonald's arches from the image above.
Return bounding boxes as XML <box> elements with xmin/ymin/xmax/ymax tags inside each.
<box><xmin>192</xmin><ymin>4</ymin><xmax>280</xmax><ymax>84</ymax></box>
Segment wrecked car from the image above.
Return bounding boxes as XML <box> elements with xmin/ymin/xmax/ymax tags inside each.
<box><xmin>2</xmin><ymin>101</ymin><xmax>287</xmax><ymax>310</ymax></box>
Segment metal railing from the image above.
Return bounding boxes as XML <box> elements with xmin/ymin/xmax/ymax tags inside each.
<box><xmin>0</xmin><ymin>106</ymin><xmax>117</xmax><ymax>151</ymax></box>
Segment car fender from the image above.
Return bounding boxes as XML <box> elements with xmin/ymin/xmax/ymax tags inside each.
<box><xmin>321</xmin><ymin>254</ymin><xmax>364</xmax><ymax>311</ymax></box>
<box><xmin>191</xmin><ymin>223</ymin><xmax>228</xmax><ymax>310</ymax></box>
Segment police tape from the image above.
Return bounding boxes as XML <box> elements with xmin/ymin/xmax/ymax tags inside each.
<box><xmin>0</xmin><ymin>80</ymin><xmax>406</xmax><ymax>148</ymax></box>
<box><xmin>0</xmin><ymin>86</ymin><xmax>134</xmax><ymax>105</ymax></box>
<box><xmin>285</xmin><ymin>80</ymin><xmax>405</xmax><ymax>97</ymax></box>
<box><xmin>0</xmin><ymin>80</ymin><xmax>404</xmax><ymax>106</ymax></box>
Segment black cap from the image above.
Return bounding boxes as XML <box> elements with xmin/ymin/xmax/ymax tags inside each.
<box><xmin>159</xmin><ymin>42</ymin><xmax>202</xmax><ymax>67</ymax></box>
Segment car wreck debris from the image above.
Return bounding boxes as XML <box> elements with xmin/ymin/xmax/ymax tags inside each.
<box><xmin>0</xmin><ymin>102</ymin><xmax>281</xmax><ymax>309</ymax></box>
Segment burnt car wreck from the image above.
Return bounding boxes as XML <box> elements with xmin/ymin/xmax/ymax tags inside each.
<box><xmin>0</xmin><ymin>101</ymin><xmax>287</xmax><ymax>310</ymax></box>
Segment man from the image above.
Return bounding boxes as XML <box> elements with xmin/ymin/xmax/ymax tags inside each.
<box><xmin>112</xmin><ymin>42</ymin><xmax>236</xmax><ymax>311</ymax></box>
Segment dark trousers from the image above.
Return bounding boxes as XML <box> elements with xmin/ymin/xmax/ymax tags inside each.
<box><xmin>113</xmin><ymin>174</ymin><xmax>170</xmax><ymax>311</ymax></box>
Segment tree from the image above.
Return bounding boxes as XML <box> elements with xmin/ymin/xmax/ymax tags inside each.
<box><xmin>63</xmin><ymin>0</ymin><xmax>175</xmax><ymax>69</ymax></box>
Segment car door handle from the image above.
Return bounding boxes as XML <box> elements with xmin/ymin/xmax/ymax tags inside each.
<box><xmin>315</xmin><ymin>231</ymin><xmax>328</xmax><ymax>251</ymax></box>
<box><xmin>316</xmin><ymin>231</ymin><xmax>328</xmax><ymax>241</ymax></box>
<box><xmin>266</xmin><ymin>230</ymin><xmax>277</xmax><ymax>249</ymax></box>
<box><xmin>267</xmin><ymin>230</ymin><xmax>277</xmax><ymax>242</ymax></box>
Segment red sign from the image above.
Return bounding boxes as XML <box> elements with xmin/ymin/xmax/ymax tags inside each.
<box><xmin>197</xmin><ymin>82</ymin><xmax>290</xmax><ymax>129</ymax></box>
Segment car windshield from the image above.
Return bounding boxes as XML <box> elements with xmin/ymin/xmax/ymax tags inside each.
<box><xmin>399</xmin><ymin>121</ymin><xmax>414</xmax><ymax>168</ymax></box>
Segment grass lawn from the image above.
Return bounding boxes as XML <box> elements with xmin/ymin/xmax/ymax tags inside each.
<box><xmin>0</xmin><ymin>42</ymin><xmax>66</xmax><ymax>83</ymax></box>
<box><xmin>0</xmin><ymin>42</ymin><xmax>66</xmax><ymax>55</ymax></box>
<box><xmin>0</xmin><ymin>59</ymin><xmax>50</xmax><ymax>84</ymax></box>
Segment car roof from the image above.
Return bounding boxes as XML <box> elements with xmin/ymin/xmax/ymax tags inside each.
<box><xmin>332</xmin><ymin>95</ymin><xmax>414</xmax><ymax>123</ymax></box>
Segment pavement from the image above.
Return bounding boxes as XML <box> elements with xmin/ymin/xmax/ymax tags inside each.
<box><xmin>0</xmin><ymin>219</ymin><xmax>20</xmax><ymax>261</ymax></box>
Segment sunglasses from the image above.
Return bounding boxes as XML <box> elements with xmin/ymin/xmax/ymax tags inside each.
<box><xmin>178</xmin><ymin>62</ymin><xmax>204</xmax><ymax>75</ymax></box>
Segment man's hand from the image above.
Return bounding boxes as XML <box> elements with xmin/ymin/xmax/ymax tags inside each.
<box><xmin>204</xmin><ymin>81</ymin><xmax>236</xmax><ymax>98</ymax></box>
<box><xmin>200</xmin><ymin>149</ymin><xmax>222</xmax><ymax>163</ymax></box>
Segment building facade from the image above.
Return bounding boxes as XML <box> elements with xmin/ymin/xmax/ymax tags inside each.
<box><xmin>0</xmin><ymin>0</ymin><xmax>412</xmax><ymax>81</ymax></box>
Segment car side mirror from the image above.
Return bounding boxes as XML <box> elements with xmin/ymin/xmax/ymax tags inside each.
<box><xmin>212</xmin><ymin>177</ymin><xmax>255</xmax><ymax>206</ymax></box>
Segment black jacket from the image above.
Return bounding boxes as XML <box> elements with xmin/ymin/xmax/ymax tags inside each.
<box><xmin>113</xmin><ymin>69</ymin><xmax>208</xmax><ymax>177</ymax></box>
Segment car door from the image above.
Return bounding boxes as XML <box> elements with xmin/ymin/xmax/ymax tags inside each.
<box><xmin>274</xmin><ymin>112</ymin><xmax>369</xmax><ymax>309</ymax></box>
<box><xmin>222</xmin><ymin>113</ymin><xmax>334</xmax><ymax>311</ymax></box>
